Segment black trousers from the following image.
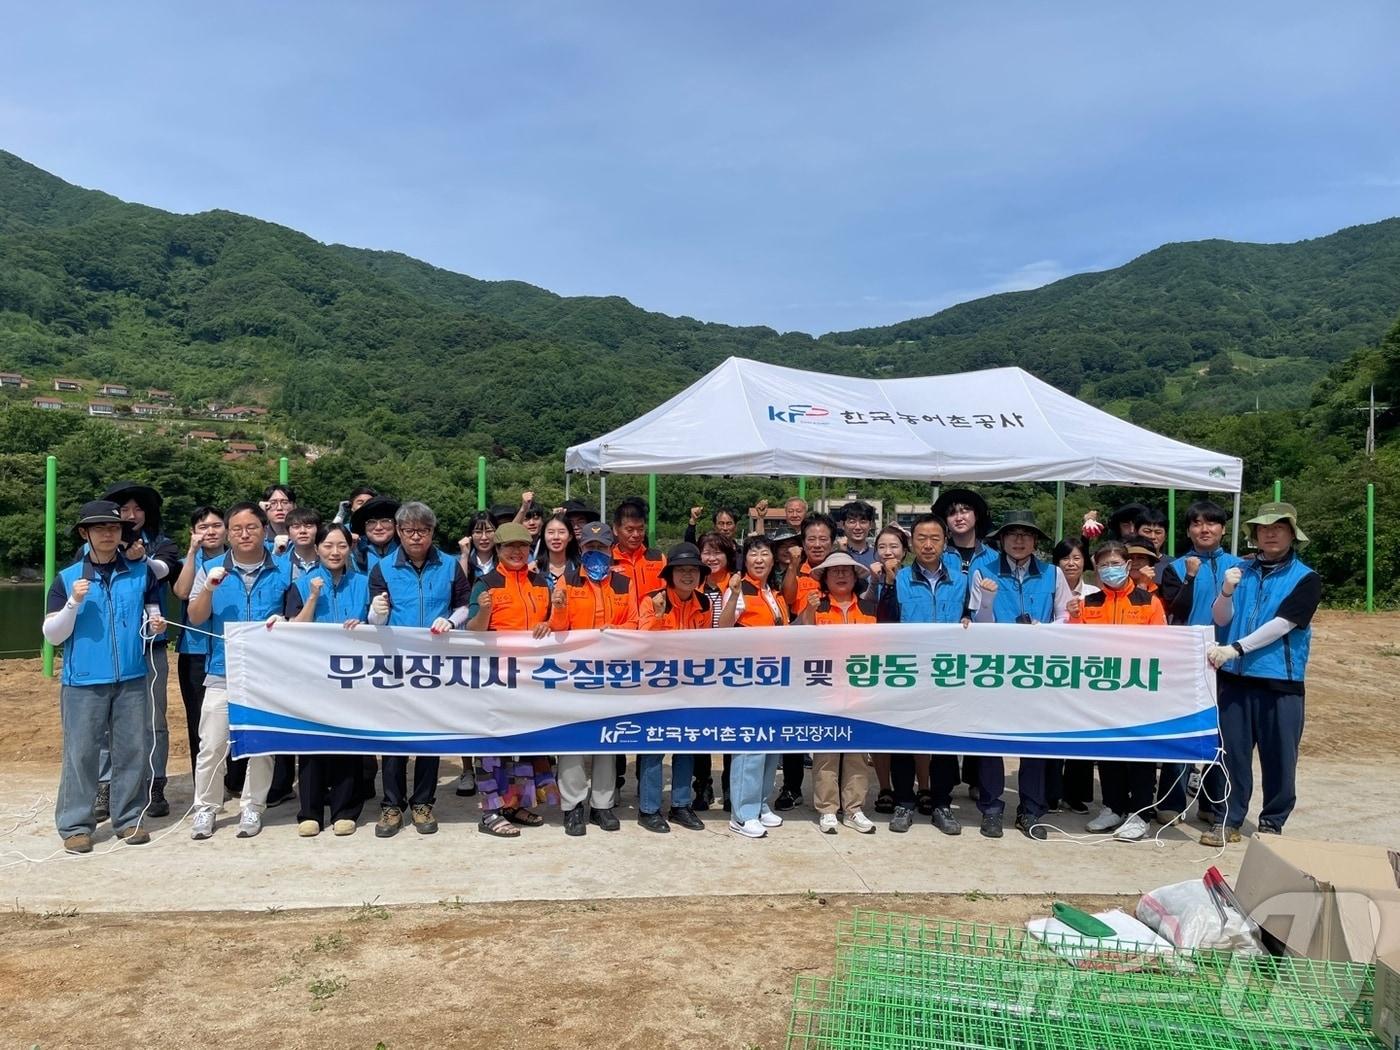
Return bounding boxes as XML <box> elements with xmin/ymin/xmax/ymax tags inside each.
<box><xmin>1046</xmin><ymin>759</ymin><xmax>1095</xmax><ymax>807</ymax></box>
<box><xmin>692</xmin><ymin>753</ymin><xmax>732</xmax><ymax>797</ymax></box>
<box><xmin>298</xmin><ymin>755</ymin><xmax>365</xmax><ymax>826</ymax></box>
<box><xmin>381</xmin><ymin>756</ymin><xmax>439</xmax><ymax>809</ymax></box>
<box><xmin>780</xmin><ymin>753</ymin><xmax>806</xmax><ymax>795</ymax></box>
<box><xmin>1100</xmin><ymin>761</ymin><xmax>1156</xmax><ymax>816</ymax></box>
<box><xmin>176</xmin><ymin>652</ymin><xmax>207</xmax><ymax>775</ymax></box>
<box><xmin>891</xmin><ymin>754</ymin><xmax>959</xmax><ymax>809</ymax></box>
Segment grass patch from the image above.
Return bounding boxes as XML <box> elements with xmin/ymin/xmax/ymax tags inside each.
<box><xmin>350</xmin><ymin>897</ymin><xmax>390</xmax><ymax>923</ymax></box>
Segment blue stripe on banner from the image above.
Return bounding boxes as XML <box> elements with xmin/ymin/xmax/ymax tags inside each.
<box><xmin>975</xmin><ymin>707</ymin><xmax>1218</xmax><ymax>742</ymax></box>
<box><xmin>228</xmin><ymin>704</ymin><xmax>451</xmax><ymax>739</ymax></box>
<box><xmin>229</xmin><ymin>706</ymin><xmax>1218</xmax><ymax>762</ymax></box>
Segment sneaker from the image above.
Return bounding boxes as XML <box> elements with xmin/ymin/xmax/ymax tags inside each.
<box><xmin>693</xmin><ymin>779</ymin><xmax>714</xmax><ymax>812</ymax></box>
<box><xmin>1200</xmin><ymin>823</ymin><xmax>1242</xmax><ymax>847</ymax></box>
<box><xmin>721</xmin><ymin>796</ymin><xmax>731</xmax><ymax>812</ymax></box>
<box><xmin>589</xmin><ymin>807</ymin><xmax>620</xmax><ymax>832</ymax></box>
<box><xmin>888</xmin><ymin>805</ymin><xmax>915</xmax><ymax>834</ymax></box>
<box><xmin>668</xmin><ymin>805</ymin><xmax>705</xmax><ymax>831</ymax></box>
<box><xmin>774</xmin><ymin>787</ymin><xmax>798</xmax><ymax>811</ymax></box>
<box><xmin>236</xmin><ymin>808</ymin><xmax>262</xmax><ymax>838</ymax></box>
<box><xmin>1085</xmin><ymin>807</ymin><xmax>1123</xmax><ymax>834</ymax></box>
<box><xmin>565</xmin><ymin>804</ymin><xmax>587</xmax><ymax>837</ymax></box>
<box><xmin>375</xmin><ymin>806</ymin><xmax>403</xmax><ymax>838</ymax></box>
<box><xmin>410</xmin><ymin>804</ymin><xmax>438</xmax><ymax>835</ymax></box>
<box><xmin>1114</xmin><ymin>814</ymin><xmax>1150</xmax><ymax>841</ymax></box>
<box><xmin>758</xmin><ymin>804</ymin><xmax>784</xmax><ymax>828</ymax></box>
<box><xmin>728</xmin><ymin>817</ymin><xmax>766</xmax><ymax>839</ymax></box>
<box><xmin>844</xmin><ymin>810</ymin><xmax>876</xmax><ymax>834</ymax></box>
<box><xmin>1045</xmin><ymin>799</ymin><xmax>1062</xmax><ymax>814</ymax></box>
<box><xmin>1154</xmin><ymin>809</ymin><xmax>1182</xmax><ymax>827</ymax></box>
<box><xmin>1187</xmin><ymin>769</ymin><xmax>1203</xmax><ymax>794</ymax></box>
<box><xmin>638</xmin><ymin>810</ymin><xmax>671</xmax><ymax>833</ymax></box>
<box><xmin>332</xmin><ymin>819</ymin><xmax>356</xmax><ymax>836</ymax></box>
<box><xmin>298</xmin><ymin>819</ymin><xmax>320</xmax><ymax>837</ymax></box>
<box><xmin>1257</xmin><ymin>820</ymin><xmax>1282</xmax><ymax>835</ymax></box>
<box><xmin>63</xmin><ymin>833</ymin><xmax>93</xmax><ymax>854</ymax></box>
<box><xmin>191</xmin><ymin>808</ymin><xmax>216</xmax><ymax>840</ymax></box>
<box><xmin>980</xmin><ymin>812</ymin><xmax>1004</xmax><ymax>839</ymax></box>
<box><xmin>94</xmin><ymin>782</ymin><xmax>110</xmax><ymax>823</ymax></box>
<box><xmin>930</xmin><ymin>806</ymin><xmax>962</xmax><ymax>836</ymax></box>
<box><xmin>455</xmin><ymin>772</ymin><xmax>477</xmax><ymax>797</ymax></box>
<box><xmin>147</xmin><ymin>778</ymin><xmax>170</xmax><ymax>818</ymax></box>
<box><xmin>1016</xmin><ymin>814</ymin><xmax>1048</xmax><ymax>841</ymax></box>
<box><xmin>1066</xmin><ymin>800</ymin><xmax>1090</xmax><ymax>815</ymax></box>
<box><xmin>819</xmin><ymin>813</ymin><xmax>839</xmax><ymax>834</ymax></box>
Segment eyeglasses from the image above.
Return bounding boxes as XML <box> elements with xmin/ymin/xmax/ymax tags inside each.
<box><xmin>471</xmin><ymin>527</ymin><xmax>496</xmax><ymax>536</ymax></box>
<box><xmin>266</xmin><ymin>499</ymin><xmax>292</xmax><ymax>507</ymax></box>
<box><xmin>228</xmin><ymin>525</ymin><xmax>263</xmax><ymax>536</ymax></box>
<box><xmin>399</xmin><ymin>526</ymin><xmax>432</xmax><ymax>538</ymax></box>
<box><xmin>365</xmin><ymin>517</ymin><xmax>394</xmax><ymax>527</ymax></box>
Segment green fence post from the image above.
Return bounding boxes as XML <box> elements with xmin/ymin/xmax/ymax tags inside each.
<box><xmin>477</xmin><ymin>455</ymin><xmax>487</xmax><ymax>511</ymax></box>
<box><xmin>798</xmin><ymin>476</ymin><xmax>807</xmax><ymax>501</ymax></box>
<box><xmin>279</xmin><ymin>456</ymin><xmax>289</xmax><ymax>485</ymax></box>
<box><xmin>647</xmin><ymin>474</ymin><xmax>657</xmax><ymax>547</ymax></box>
<box><xmin>1055</xmin><ymin>482</ymin><xmax>1065</xmax><ymax>541</ymax></box>
<box><xmin>1167</xmin><ymin>488</ymin><xmax>1176</xmax><ymax>557</ymax></box>
<box><xmin>43</xmin><ymin>454</ymin><xmax>57</xmax><ymax>678</ymax></box>
<box><xmin>1273</xmin><ymin>478</ymin><xmax>1282</xmax><ymax>502</ymax></box>
<box><xmin>1367</xmin><ymin>483</ymin><xmax>1375</xmax><ymax>613</ymax></box>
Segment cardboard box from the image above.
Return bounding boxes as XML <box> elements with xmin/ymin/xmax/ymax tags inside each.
<box><xmin>1232</xmin><ymin>835</ymin><xmax>1400</xmax><ymax>963</ymax></box>
<box><xmin>1376</xmin><ymin>950</ymin><xmax>1400</xmax><ymax>1049</ymax></box>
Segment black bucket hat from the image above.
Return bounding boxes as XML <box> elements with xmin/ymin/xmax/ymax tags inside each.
<box><xmin>1107</xmin><ymin>502</ymin><xmax>1149</xmax><ymax>538</ymax></box>
<box><xmin>351</xmin><ymin>495</ymin><xmax>401</xmax><ymax>534</ymax></box>
<box><xmin>932</xmin><ymin>488</ymin><xmax>991</xmax><ymax>539</ymax></box>
<box><xmin>561</xmin><ymin>499</ymin><xmax>601</xmax><ymax>524</ymax></box>
<box><xmin>986</xmin><ymin>509</ymin><xmax>1051</xmax><ymax>544</ymax></box>
<box><xmin>661</xmin><ymin>543</ymin><xmax>709</xmax><ymax>583</ymax></box>
<box><xmin>101</xmin><ymin>481</ymin><xmax>162</xmax><ymax>536</ymax></box>
<box><xmin>73</xmin><ymin>499</ymin><xmax>135</xmax><ymax>539</ymax></box>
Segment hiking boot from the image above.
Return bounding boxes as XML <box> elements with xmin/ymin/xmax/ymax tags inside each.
<box><xmin>375</xmin><ymin>806</ymin><xmax>403</xmax><ymax>838</ymax></box>
<box><xmin>980</xmin><ymin>812</ymin><xmax>1004</xmax><ymax>839</ymax></box>
<box><xmin>236</xmin><ymin>808</ymin><xmax>262</xmax><ymax>838</ymax></box>
<box><xmin>888</xmin><ymin>805</ymin><xmax>915</xmax><ymax>834</ymax></box>
<box><xmin>590</xmin><ymin>807</ymin><xmax>620</xmax><ymax>832</ymax></box>
<box><xmin>1200</xmin><ymin>823</ymin><xmax>1242</xmax><ymax>847</ymax></box>
<box><xmin>191</xmin><ymin>808</ymin><xmax>216</xmax><ymax>840</ymax></box>
<box><xmin>1016</xmin><ymin>814</ymin><xmax>1048</xmax><ymax>841</ymax></box>
<box><xmin>147</xmin><ymin>778</ymin><xmax>170</xmax><ymax>818</ymax></box>
<box><xmin>63</xmin><ymin>833</ymin><xmax>93</xmax><ymax>854</ymax></box>
<box><xmin>930</xmin><ymin>806</ymin><xmax>962</xmax><ymax>837</ymax></box>
<box><xmin>1257</xmin><ymin>820</ymin><xmax>1282</xmax><ymax>835</ymax></box>
<box><xmin>668</xmin><ymin>806</ymin><xmax>704</xmax><ymax>831</ymax></box>
<box><xmin>564</xmin><ymin>804</ymin><xmax>587</xmax><ymax>837</ymax></box>
<box><xmin>410</xmin><ymin>804</ymin><xmax>438</xmax><ymax>835</ymax></box>
<box><xmin>117</xmin><ymin>825</ymin><xmax>151</xmax><ymax>845</ymax></box>
<box><xmin>637</xmin><ymin>811</ymin><xmax>671</xmax><ymax>834</ymax></box>
<box><xmin>774</xmin><ymin>787</ymin><xmax>798</xmax><ymax>811</ymax></box>
<box><xmin>93</xmin><ymin>782</ymin><xmax>110</xmax><ymax>823</ymax></box>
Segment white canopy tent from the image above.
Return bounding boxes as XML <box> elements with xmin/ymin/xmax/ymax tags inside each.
<box><xmin>565</xmin><ymin>356</ymin><xmax>1244</xmax><ymax>547</ymax></box>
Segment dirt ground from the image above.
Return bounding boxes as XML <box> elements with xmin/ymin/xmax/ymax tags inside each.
<box><xmin>2</xmin><ymin>611</ymin><xmax>1397</xmax><ymax>1049</ymax></box>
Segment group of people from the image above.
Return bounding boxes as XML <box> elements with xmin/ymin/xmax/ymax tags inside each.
<box><xmin>43</xmin><ymin>478</ymin><xmax>1320</xmax><ymax>855</ymax></box>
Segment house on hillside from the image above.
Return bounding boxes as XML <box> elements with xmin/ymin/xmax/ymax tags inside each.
<box><xmin>187</xmin><ymin>429</ymin><xmax>220</xmax><ymax>443</ymax></box>
<box><xmin>226</xmin><ymin>441</ymin><xmax>260</xmax><ymax>456</ymax></box>
<box><xmin>53</xmin><ymin>378</ymin><xmax>82</xmax><ymax>392</ymax></box>
<box><xmin>33</xmin><ymin>396</ymin><xmax>64</xmax><ymax>410</ymax></box>
<box><xmin>131</xmin><ymin>403</ymin><xmax>168</xmax><ymax>417</ymax></box>
<box><xmin>148</xmin><ymin>388</ymin><xmax>175</xmax><ymax>403</ymax></box>
<box><xmin>99</xmin><ymin>382</ymin><xmax>130</xmax><ymax>397</ymax></box>
<box><xmin>0</xmin><ymin>372</ymin><xmax>23</xmax><ymax>388</ymax></box>
<box><xmin>88</xmin><ymin>401</ymin><xmax>115</xmax><ymax>417</ymax></box>
<box><xmin>215</xmin><ymin>406</ymin><xmax>252</xmax><ymax>421</ymax></box>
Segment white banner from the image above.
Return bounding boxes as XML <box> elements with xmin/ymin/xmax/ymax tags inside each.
<box><xmin>225</xmin><ymin>621</ymin><xmax>1219</xmax><ymax>762</ymax></box>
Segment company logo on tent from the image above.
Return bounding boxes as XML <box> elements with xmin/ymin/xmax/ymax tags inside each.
<box><xmin>1209</xmin><ymin>467</ymin><xmax>1227</xmax><ymax>480</ymax></box>
<box><xmin>767</xmin><ymin>403</ymin><xmax>831</xmax><ymax>425</ymax></box>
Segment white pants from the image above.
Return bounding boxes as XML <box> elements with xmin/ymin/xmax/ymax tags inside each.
<box><xmin>557</xmin><ymin>755</ymin><xmax>618</xmax><ymax>810</ymax></box>
<box><xmin>193</xmin><ymin>681</ymin><xmax>273</xmax><ymax>813</ymax></box>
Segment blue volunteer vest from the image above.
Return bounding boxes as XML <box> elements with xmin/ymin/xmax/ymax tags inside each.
<box><xmin>378</xmin><ymin>547</ymin><xmax>457</xmax><ymax>628</ymax></box>
<box><xmin>988</xmin><ymin>554</ymin><xmax>1057</xmax><ymax>624</ymax></box>
<box><xmin>893</xmin><ymin>563</ymin><xmax>969</xmax><ymax>624</ymax></box>
<box><xmin>295</xmin><ymin>566</ymin><xmax>371</xmax><ymax>623</ymax></box>
<box><xmin>1221</xmin><ymin>553</ymin><xmax>1315</xmax><ymax>682</ymax></box>
<box><xmin>206</xmin><ymin>553</ymin><xmax>292</xmax><ymax>677</ymax></box>
<box><xmin>176</xmin><ymin>546</ymin><xmax>224</xmax><ymax>656</ymax></box>
<box><xmin>57</xmin><ymin>557</ymin><xmax>153</xmax><ymax>687</ymax></box>
<box><xmin>942</xmin><ymin>542</ymin><xmax>999</xmax><ymax>580</ymax></box>
<box><xmin>1168</xmin><ymin>548</ymin><xmax>1246</xmax><ymax>628</ymax></box>
<box><xmin>355</xmin><ymin>538</ymin><xmax>401</xmax><ymax>576</ymax></box>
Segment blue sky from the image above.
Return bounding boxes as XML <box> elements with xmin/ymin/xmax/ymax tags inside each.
<box><xmin>4</xmin><ymin>4</ymin><xmax>1398</xmax><ymax>333</ymax></box>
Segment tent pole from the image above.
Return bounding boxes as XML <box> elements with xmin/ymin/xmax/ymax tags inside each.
<box><xmin>1167</xmin><ymin>488</ymin><xmax>1176</xmax><ymax>557</ymax></box>
<box><xmin>564</xmin><ymin>472</ymin><xmax>571</xmax><ymax>501</ymax></box>
<box><xmin>1230</xmin><ymin>490</ymin><xmax>1241</xmax><ymax>555</ymax></box>
<box><xmin>600</xmin><ymin>475</ymin><xmax>607</xmax><ymax>521</ymax></box>
<box><xmin>1055</xmin><ymin>482</ymin><xmax>1065</xmax><ymax>541</ymax></box>
<box><xmin>798</xmin><ymin>476</ymin><xmax>807</xmax><ymax>501</ymax></box>
<box><xmin>647</xmin><ymin>474</ymin><xmax>657</xmax><ymax>547</ymax></box>
<box><xmin>820</xmin><ymin>476</ymin><xmax>828</xmax><ymax>513</ymax></box>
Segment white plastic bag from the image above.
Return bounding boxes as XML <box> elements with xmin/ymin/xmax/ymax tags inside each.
<box><xmin>1137</xmin><ymin>877</ymin><xmax>1264</xmax><ymax>954</ymax></box>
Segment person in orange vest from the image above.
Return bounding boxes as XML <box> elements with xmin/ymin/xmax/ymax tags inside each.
<box><xmin>467</xmin><ymin>522</ymin><xmax>558</xmax><ymax>838</ymax></box>
<box><xmin>611</xmin><ymin>496</ymin><xmax>666</xmax><ymax>598</ymax></box>
<box><xmin>635</xmin><ymin>543</ymin><xmax>713</xmax><ymax>833</ymax></box>
<box><xmin>548</xmin><ymin>521</ymin><xmax>639</xmax><ymax>836</ymax></box>
<box><xmin>693</xmin><ymin>530</ymin><xmax>739</xmax><ymax>810</ymax></box>
<box><xmin>798</xmin><ymin>552</ymin><xmax>878</xmax><ymax>834</ymax></box>
<box><xmin>1071</xmin><ymin>539</ymin><xmax>1167</xmax><ymax>843</ymax></box>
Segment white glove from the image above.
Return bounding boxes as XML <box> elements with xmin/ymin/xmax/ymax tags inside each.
<box><xmin>1206</xmin><ymin>644</ymin><xmax>1237</xmax><ymax>669</ymax></box>
<box><xmin>1221</xmin><ymin>567</ymin><xmax>1243</xmax><ymax>595</ymax></box>
<box><xmin>430</xmin><ymin>617</ymin><xmax>453</xmax><ymax>635</ymax></box>
<box><xmin>207</xmin><ymin>566</ymin><xmax>227</xmax><ymax>587</ymax></box>
<box><xmin>370</xmin><ymin>593</ymin><xmax>391</xmax><ymax>618</ymax></box>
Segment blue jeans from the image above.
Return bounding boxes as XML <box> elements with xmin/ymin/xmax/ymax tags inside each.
<box><xmin>639</xmin><ymin>754</ymin><xmax>695</xmax><ymax>814</ymax></box>
<box><xmin>1219</xmin><ymin>677</ymin><xmax>1304</xmax><ymax>829</ymax></box>
<box><xmin>1016</xmin><ymin>758</ymin><xmax>1048</xmax><ymax>821</ymax></box>
<box><xmin>99</xmin><ymin>644</ymin><xmax>168</xmax><ymax>784</ymax></box>
<box><xmin>729</xmin><ymin>753</ymin><xmax>779</xmax><ymax>823</ymax></box>
<box><xmin>57</xmin><ymin>678</ymin><xmax>151</xmax><ymax>837</ymax></box>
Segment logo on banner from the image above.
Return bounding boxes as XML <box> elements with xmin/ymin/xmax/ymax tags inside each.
<box><xmin>767</xmin><ymin>403</ymin><xmax>831</xmax><ymax>425</ymax></box>
<box><xmin>599</xmin><ymin>720</ymin><xmax>643</xmax><ymax>744</ymax></box>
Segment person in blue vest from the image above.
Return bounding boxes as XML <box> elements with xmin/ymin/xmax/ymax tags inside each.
<box><xmin>185</xmin><ymin>501</ymin><xmax>294</xmax><ymax>840</ymax></box>
<box><xmin>1157</xmin><ymin>499</ymin><xmax>1246</xmax><ymax>826</ymax></box>
<box><xmin>42</xmin><ymin>501</ymin><xmax>166</xmax><ymax>853</ymax></box>
<box><xmin>276</xmin><ymin>507</ymin><xmax>322</xmax><ymax>582</ymax></box>
<box><xmin>172</xmin><ymin>506</ymin><xmax>227</xmax><ymax>781</ymax></box>
<box><xmin>351</xmin><ymin>496</ymin><xmax>401</xmax><ymax>574</ymax></box>
<box><xmin>93</xmin><ymin>481</ymin><xmax>181</xmax><ymax>820</ymax></box>
<box><xmin>1204</xmin><ymin>502</ymin><xmax>1321</xmax><ymax>846</ymax></box>
<box><xmin>970</xmin><ymin>509</ymin><xmax>1073</xmax><ymax>841</ymax></box>
<box><xmin>278</xmin><ymin>522</ymin><xmax>371</xmax><ymax>837</ymax></box>
<box><xmin>366</xmin><ymin>500</ymin><xmax>473</xmax><ymax>838</ymax></box>
<box><xmin>875</xmin><ymin>514</ymin><xmax>976</xmax><ymax>836</ymax></box>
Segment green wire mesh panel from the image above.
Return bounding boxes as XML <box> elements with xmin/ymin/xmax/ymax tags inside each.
<box><xmin>787</xmin><ymin>911</ymin><xmax>1380</xmax><ymax>1050</ymax></box>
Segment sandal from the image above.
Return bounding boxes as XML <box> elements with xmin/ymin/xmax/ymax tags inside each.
<box><xmin>916</xmin><ymin>790</ymin><xmax>934</xmax><ymax>816</ymax></box>
<box><xmin>502</xmin><ymin>806</ymin><xmax>544</xmax><ymax>827</ymax></box>
<box><xmin>478</xmin><ymin>811</ymin><xmax>520</xmax><ymax>837</ymax></box>
<box><xmin>874</xmin><ymin>789</ymin><xmax>896</xmax><ymax>814</ymax></box>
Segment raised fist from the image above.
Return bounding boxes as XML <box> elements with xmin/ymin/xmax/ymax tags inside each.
<box><xmin>689</xmin><ymin>505</ymin><xmax>704</xmax><ymax>524</ymax></box>
<box><xmin>978</xmin><ymin>576</ymin><xmax>999</xmax><ymax>594</ymax></box>
<box><xmin>1081</xmin><ymin>511</ymin><xmax>1104</xmax><ymax>540</ymax></box>
<box><xmin>309</xmin><ymin>576</ymin><xmax>324</xmax><ymax>594</ymax></box>
<box><xmin>272</xmin><ymin>535</ymin><xmax>290</xmax><ymax>555</ymax></box>
<box><xmin>207</xmin><ymin>566</ymin><xmax>228</xmax><ymax>587</ymax></box>
<box><xmin>125</xmin><ymin>539</ymin><xmax>146</xmax><ymax>562</ymax></box>
<box><xmin>552</xmin><ymin>586</ymin><xmax>567</xmax><ymax>608</ymax></box>
<box><xmin>881</xmin><ymin>557</ymin><xmax>901</xmax><ymax>583</ymax></box>
<box><xmin>1138</xmin><ymin>564</ymin><xmax>1156</xmax><ymax>585</ymax></box>
<box><xmin>478</xmin><ymin>591</ymin><xmax>494</xmax><ymax>611</ymax></box>
<box><xmin>521</xmin><ymin>490</ymin><xmax>535</xmax><ymax>506</ymax></box>
<box><xmin>457</xmin><ymin>535</ymin><xmax>471</xmax><ymax>553</ymax></box>
<box><xmin>370</xmin><ymin>593</ymin><xmax>391</xmax><ymax>617</ymax></box>
<box><xmin>1222</xmin><ymin>566</ymin><xmax>1243</xmax><ymax>595</ymax></box>
<box><xmin>70</xmin><ymin>578</ymin><xmax>91</xmax><ymax>604</ymax></box>
<box><xmin>1067</xmin><ymin>596</ymin><xmax>1082</xmax><ymax>619</ymax></box>
<box><xmin>651</xmin><ymin>591</ymin><xmax>668</xmax><ymax>617</ymax></box>
<box><xmin>787</xmin><ymin>546</ymin><xmax>804</xmax><ymax>567</ymax></box>
<box><xmin>729</xmin><ymin>571</ymin><xmax>745</xmax><ymax>593</ymax></box>
<box><xmin>755</xmin><ymin>499</ymin><xmax>769</xmax><ymax>515</ymax></box>
<box><xmin>1185</xmin><ymin>556</ymin><xmax>1201</xmax><ymax>577</ymax></box>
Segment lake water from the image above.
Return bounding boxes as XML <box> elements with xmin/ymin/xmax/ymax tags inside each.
<box><xmin>0</xmin><ymin>584</ymin><xmax>44</xmax><ymax>658</ymax></box>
